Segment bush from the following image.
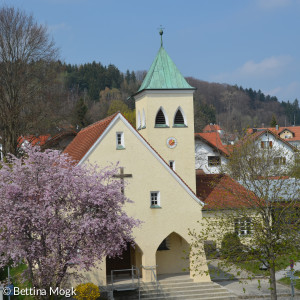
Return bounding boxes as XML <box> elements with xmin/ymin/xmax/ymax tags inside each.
<box><xmin>75</xmin><ymin>283</ymin><xmax>100</xmax><ymax>300</ymax></box>
<box><xmin>204</xmin><ymin>240</ymin><xmax>218</xmax><ymax>259</ymax></box>
<box><xmin>221</xmin><ymin>232</ymin><xmax>243</xmax><ymax>260</ymax></box>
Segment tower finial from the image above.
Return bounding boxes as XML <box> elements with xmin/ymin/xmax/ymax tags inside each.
<box><xmin>158</xmin><ymin>25</ymin><xmax>165</xmax><ymax>47</ymax></box>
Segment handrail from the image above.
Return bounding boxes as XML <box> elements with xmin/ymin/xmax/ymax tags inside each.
<box><xmin>110</xmin><ymin>266</ymin><xmax>140</xmax><ymax>299</ymax></box>
<box><xmin>141</xmin><ymin>265</ymin><xmax>158</xmax><ymax>293</ymax></box>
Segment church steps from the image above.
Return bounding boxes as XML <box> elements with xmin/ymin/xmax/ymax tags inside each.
<box><xmin>136</xmin><ymin>280</ymin><xmax>238</xmax><ymax>300</ymax></box>
<box><xmin>111</xmin><ymin>282</ymin><xmax>237</xmax><ymax>300</ymax></box>
<box><xmin>140</xmin><ymin>286</ymin><xmax>224</xmax><ymax>295</ymax></box>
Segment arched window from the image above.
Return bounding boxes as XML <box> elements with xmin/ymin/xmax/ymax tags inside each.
<box><xmin>173</xmin><ymin>107</ymin><xmax>187</xmax><ymax>127</ymax></box>
<box><xmin>137</xmin><ymin>111</ymin><xmax>141</xmax><ymax>129</ymax></box>
<box><xmin>155</xmin><ymin>107</ymin><xmax>168</xmax><ymax>127</ymax></box>
<box><xmin>142</xmin><ymin>109</ymin><xmax>146</xmax><ymax>128</ymax></box>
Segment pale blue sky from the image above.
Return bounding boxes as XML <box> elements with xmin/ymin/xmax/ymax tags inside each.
<box><xmin>2</xmin><ymin>0</ymin><xmax>300</xmax><ymax>102</ymax></box>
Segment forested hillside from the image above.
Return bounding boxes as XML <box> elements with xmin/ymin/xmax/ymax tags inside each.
<box><xmin>25</xmin><ymin>61</ymin><xmax>300</xmax><ymax>136</ymax></box>
<box><xmin>187</xmin><ymin>77</ymin><xmax>300</xmax><ymax>133</ymax></box>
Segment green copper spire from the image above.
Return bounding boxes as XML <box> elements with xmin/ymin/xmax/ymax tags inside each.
<box><xmin>137</xmin><ymin>32</ymin><xmax>194</xmax><ymax>93</ymax></box>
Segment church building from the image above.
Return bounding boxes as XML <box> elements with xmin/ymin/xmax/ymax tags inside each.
<box><xmin>64</xmin><ymin>33</ymin><xmax>210</xmax><ymax>286</ymax></box>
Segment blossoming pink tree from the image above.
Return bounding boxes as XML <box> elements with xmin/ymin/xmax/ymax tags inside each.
<box><xmin>0</xmin><ymin>146</ymin><xmax>139</xmax><ymax>297</ymax></box>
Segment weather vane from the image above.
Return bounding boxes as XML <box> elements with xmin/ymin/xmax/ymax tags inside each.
<box><xmin>158</xmin><ymin>25</ymin><xmax>165</xmax><ymax>47</ymax></box>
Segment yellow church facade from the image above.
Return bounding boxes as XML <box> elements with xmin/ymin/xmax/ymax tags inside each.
<box><xmin>64</xmin><ymin>39</ymin><xmax>210</xmax><ymax>286</ymax></box>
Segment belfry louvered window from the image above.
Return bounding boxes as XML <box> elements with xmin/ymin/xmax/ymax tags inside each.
<box><xmin>155</xmin><ymin>109</ymin><xmax>166</xmax><ymax>126</ymax></box>
<box><xmin>174</xmin><ymin>110</ymin><xmax>184</xmax><ymax>125</ymax></box>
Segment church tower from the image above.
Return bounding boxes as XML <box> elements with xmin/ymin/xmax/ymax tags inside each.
<box><xmin>134</xmin><ymin>30</ymin><xmax>196</xmax><ymax>191</ymax></box>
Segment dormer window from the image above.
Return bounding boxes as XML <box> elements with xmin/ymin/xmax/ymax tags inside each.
<box><xmin>155</xmin><ymin>107</ymin><xmax>169</xmax><ymax>128</ymax></box>
<box><xmin>173</xmin><ymin>107</ymin><xmax>187</xmax><ymax>127</ymax></box>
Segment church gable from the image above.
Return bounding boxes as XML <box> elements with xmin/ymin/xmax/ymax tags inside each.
<box><xmin>64</xmin><ymin>113</ymin><xmax>203</xmax><ymax>207</ymax></box>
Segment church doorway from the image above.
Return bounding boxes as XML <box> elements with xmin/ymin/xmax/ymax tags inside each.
<box><xmin>106</xmin><ymin>242</ymin><xmax>143</xmax><ymax>276</ymax></box>
<box><xmin>156</xmin><ymin>232</ymin><xmax>190</xmax><ymax>275</ymax></box>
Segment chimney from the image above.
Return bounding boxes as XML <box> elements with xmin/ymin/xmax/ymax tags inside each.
<box><xmin>276</xmin><ymin>124</ymin><xmax>279</xmax><ymax>131</ymax></box>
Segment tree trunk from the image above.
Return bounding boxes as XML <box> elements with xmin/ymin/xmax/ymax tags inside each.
<box><xmin>269</xmin><ymin>265</ymin><xmax>277</xmax><ymax>300</ymax></box>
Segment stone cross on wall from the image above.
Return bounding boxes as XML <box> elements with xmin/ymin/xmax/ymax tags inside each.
<box><xmin>112</xmin><ymin>167</ymin><xmax>132</xmax><ymax>194</ymax></box>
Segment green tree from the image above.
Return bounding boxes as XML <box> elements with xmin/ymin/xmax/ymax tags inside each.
<box><xmin>107</xmin><ymin>100</ymin><xmax>136</xmax><ymax>126</ymax></box>
<box><xmin>190</xmin><ymin>139</ymin><xmax>300</xmax><ymax>300</ymax></box>
<box><xmin>270</xmin><ymin>114</ymin><xmax>278</xmax><ymax>127</ymax></box>
<box><xmin>73</xmin><ymin>98</ymin><xmax>88</xmax><ymax>128</ymax></box>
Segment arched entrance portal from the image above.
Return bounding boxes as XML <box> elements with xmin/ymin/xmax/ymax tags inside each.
<box><xmin>106</xmin><ymin>242</ymin><xmax>143</xmax><ymax>276</ymax></box>
<box><xmin>156</xmin><ymin>232</ymin><xmax>190</xmax><ymax>275</ymax></box>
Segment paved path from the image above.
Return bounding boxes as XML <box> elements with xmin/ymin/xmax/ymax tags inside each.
<box><xmin>218</xmin><ymin>279</ymin><xmax>298</xmax><ymax>299</ymax></box>
<box><xmin>208</xmin><ymin>260</ymin><xmax>300</xmax><ymax>299</ymax></box>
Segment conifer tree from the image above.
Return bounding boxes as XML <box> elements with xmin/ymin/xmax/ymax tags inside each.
<box><xmin>270</xmin><ymin>114</ymin><xmax>278</xmax><ymax>127</ymax></box>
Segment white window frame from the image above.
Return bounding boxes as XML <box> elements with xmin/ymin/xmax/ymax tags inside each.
<box><xmin>150</xmin><ymin>191</ymin><xmax>160</xmax><ymax>207</ymax></box>
<box><xmin>234</xmin><ymin>218</ymin><xmax>251</xmax><ymax>236</ymax></box>
<box><xmin>116</xmin><ymin>132</ymin><xmax>125</xmax><ymax>149</ymax></box>
<box><xmin>169</xmin><ymin>160</ymin><xmax>175</xmax><ymax>171</ymax></box>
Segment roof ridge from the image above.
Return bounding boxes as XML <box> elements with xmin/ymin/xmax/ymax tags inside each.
<box><xmin>80</xmin><ymin>112</ymin><xmax>118</xmax><ymax>133</ymax></box>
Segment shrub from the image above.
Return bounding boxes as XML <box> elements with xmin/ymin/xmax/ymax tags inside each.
<box><xmin>75</xmin><ymin>283</ymin><xmax>100</xmax><ymax>300</ymax></box>
<box><xmin>221</xmin><ymin>232</ymin><xmax>243</xmax><ymax>260</ymax></box>
<box><xmin>204</xmin><ymin>240</ymin><xmax>218</xmax><ymax>259</ymax></box>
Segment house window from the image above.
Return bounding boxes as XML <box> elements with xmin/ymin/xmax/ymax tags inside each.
<box><xmin>150</xmin><ymin>191</ymin><xmax>160</xmax><ymax>208</ymax></box>
<box><xmin>116</xmin><ymin>132</ymin><xmax>125</xmax><ymax>149</ymax></box>
<box><xmin>234</xmin><ymin>218</ymin><xmax>251</xmax><ymax>236</ymax></box>
<box><xmin>274</xmin><ymin>157</ymin><xmax>286</xmax><ymax>165</ymax></box>
<box><xmin>155</xmin><ymin>108</ymin><xmax>168</xmax><ymax>127</ymax></box>
<box><xmin>208</xmin><ymin>156</ymin><xmax>221</xmax><ymax>166</ymax></box>
<box><xmin>169</xmin><ymin>160</ymin><xmax>175</xmax><ymax>170</ymax></box>
<box><xmin>261</xmin><ymin>141</ymin><xmax>273</xmax><ymax>149</ymax></box>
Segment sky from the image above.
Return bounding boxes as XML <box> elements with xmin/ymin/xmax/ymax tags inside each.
<box><xmin>1</xmin><ymin>0</ymin><xmax>300</xmax><ymax>102</ymax></box>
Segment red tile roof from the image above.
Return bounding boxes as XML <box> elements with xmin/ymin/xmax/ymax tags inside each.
<box><xmin>18</xmin><ymin>135</ymin><xmax>51</xmax><ymax>147</ymax></box>
<box><xmin>195</xmin><ymin>132</ymin><xmax>230</xmax><ymax>156</ymax></box>
<box><xmin>247</xmin><ymin>126</ymin><xmax>300</xmax><ymax>142</ymax></box>
<box><xmin>203</xmin><ymin>124</ymin><xmax>222</xmax><ymax>132</ymax></box>
<box><xmin>196</xmin><ymin>174</ymin><xmax>257</xmax><ymax>210</ymax></box>
<box><xmin>41</xmin><ymin>130</ymin><xmax>77</xmax><ymax>150</ymax></box>
<box><xmin>63</xmin><ymin>113</ymin><xmax>118</xmax><ymax>163</ymax></box>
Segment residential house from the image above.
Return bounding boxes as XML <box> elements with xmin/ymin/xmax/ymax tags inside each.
<box><xmin>195</xmin><ymin>131</ymin><xmax>230</xmax><ymax>174</ymax></box>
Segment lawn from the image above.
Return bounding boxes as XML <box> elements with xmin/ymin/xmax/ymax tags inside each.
<box><xmin>235</xmin><ymin>260</ymin><xmax>268</xmax><ymax>276</ymax></box>
<box><xmin>278</xmin><ymin>271</ymin><xmax>300</xmax><ymax>290</ymax></box>
<box><xmin>7</xmin><ymin>264</ymin><xmax>33</xmax><ymax>300</ymax></box>
<box><xmin>234</xmin><ymin>252</ymin><xmax>300</xmax><ymax>277</ymax></box>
